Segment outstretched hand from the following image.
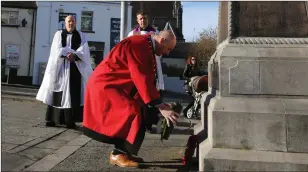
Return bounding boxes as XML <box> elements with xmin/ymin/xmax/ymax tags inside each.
<box><xmin>157</xmin><ymin>103</ymin><xmax>180</xmax><ymax>127</ymax></box>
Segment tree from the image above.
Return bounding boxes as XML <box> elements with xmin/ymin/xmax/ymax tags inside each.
<box><xmin>189</xmin><ymin>27</ymin><xmax>217</xmax><ymax>69</ymax></box>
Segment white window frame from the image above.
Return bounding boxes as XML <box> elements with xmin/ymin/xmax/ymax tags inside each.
<box><xmin>1</xmin><ymin>10</ymin><xmax>19</xmax><ymax>25</ymax></box>
<box><xmin>81</xmin><ymin>11</ymin><xmax>94</xmax><ymax>31</ymax></box>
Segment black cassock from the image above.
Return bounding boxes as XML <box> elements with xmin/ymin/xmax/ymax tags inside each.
<box><xmin>46</xmin><ymin>29</ymin><xmax>83</xmax><ymax>127</ymax></box>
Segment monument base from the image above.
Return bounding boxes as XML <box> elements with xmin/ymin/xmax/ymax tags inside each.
<box><xmin>198</xmin><ymin>96</ymin><xmax>308</xmax><ymax>171</ymax></box>
<box><xmin>201</xmin><ymin>140</ymin><xmax>308</xmax><ymax>171</ymax></box>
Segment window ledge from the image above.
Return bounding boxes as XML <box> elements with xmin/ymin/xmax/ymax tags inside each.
<box><xmin>81</xmin><ymin>30</ymin><xmax>95</xmax><ymax>33</ymax></box>
<box><xmin>2</xmin><ymin>24</ymin><xmax>20</xmax><ymax>28</ymax></box>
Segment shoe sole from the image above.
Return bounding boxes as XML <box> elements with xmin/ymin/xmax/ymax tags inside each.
<box><xmin>110</xmin><ymin>161</ymin><xmax>139</xmax><ymax>168</ymax></box>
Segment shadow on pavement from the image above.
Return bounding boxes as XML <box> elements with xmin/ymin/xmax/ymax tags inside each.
<box><xmin>139</xmin><ymin>158</ymin><xmax>198</xmax><ymax>171</ymax></box>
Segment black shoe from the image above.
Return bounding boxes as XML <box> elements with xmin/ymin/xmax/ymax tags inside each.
<box><xmin>45</xmin><ymin>121</ymin><xmax>56</xmax><ymax>127</ymax></box>
<box><xmin>66</xmin><ymin>123</ymin><xmax>76</xmax><ymax>129</ymax></box>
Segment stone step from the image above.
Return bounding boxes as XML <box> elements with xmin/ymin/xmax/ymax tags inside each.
<box><xmin>202</xmin><ymin>147</ymin><xmax>308</xmax><ymax>171</ymax></box>
<box><xmin>208</xmin><ymin>97</ymin><xmax>308</xmax><ymax>153</ymax></box>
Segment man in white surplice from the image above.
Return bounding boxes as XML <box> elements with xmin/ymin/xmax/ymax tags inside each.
<box><xmin>127</xmin><ymin>10</ymin><xmax>166</xmax><ymax>133</ymax></box>
<box><xmin>36</xmin><ymin>15</ymin><xmax>93</xmax><ymax>129</ymax></box>
<box><xmin>128</xmin><ymin>10</ymin><xmax>164</xmax><ymax>93</ymax></box>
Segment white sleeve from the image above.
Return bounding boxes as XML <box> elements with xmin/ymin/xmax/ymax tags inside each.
<box><xmin>127</xmin><ymin>30</ymin><xmax>134</xmax><ymax>37</ymax></box>
<box><xmin>73</xmin><ymin>32</ymin><xmax>91</xmax><ymax>63</ymax></box>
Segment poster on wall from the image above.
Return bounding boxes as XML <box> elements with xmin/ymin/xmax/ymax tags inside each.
<box><xmin>58</xmin><ymin>13</ymin><xmax>77</xmax><ymax>30</ymax></box>
<box><xmin>5</xmin><ymin>44</ymin><xmax>20</xmax><ymax>67</ymax></box>
<box><xmin>110</xmin><ymin>18</ymin><xmax>120</xmax><ymax>51</ymax></box>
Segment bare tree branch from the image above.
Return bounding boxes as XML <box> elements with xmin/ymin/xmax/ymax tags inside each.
<box><xmin>188</xmin><ymin>27</ymin><xmax>217</xmax><ymax>68</ymax></box>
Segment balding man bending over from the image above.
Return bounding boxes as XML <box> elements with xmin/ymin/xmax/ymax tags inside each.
<box><xmin>36</xmin><ymin>15</ymin><xmax>93</xmax><ymax>129</ymax></box>
<box><xmin>82</xmin><ymin>30</ymin><xmax>180</xmax><ymax>168</ymax></box>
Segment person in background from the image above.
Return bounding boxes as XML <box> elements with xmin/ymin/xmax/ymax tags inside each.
<box><xmin>128</xmin><ymin>10</ymin><xmax>158</xmax><ymax>36</ymax></box>
<box><xmin>182</xmin><ymin>56</ymin><xmax>203</xmax><ymax>82</ymax></box>
<box><xmin>36</xmin><ymin>15</ymin><xmax>93</xmax><ymax>129</ymax></box>
<box><xmin>128</xmin><ymin>10</ymin><xmax>165</xmax><ymax>133</ymax></box>
<box><xmin>182</xmin><ymin>56</ymin><xmax>203</xmax><ymax>115</ymax></box>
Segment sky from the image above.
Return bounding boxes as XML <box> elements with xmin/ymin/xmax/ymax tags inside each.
<box><xmin>182</xmin><ymin>1</ymin><xmax>219</xmax><ymax>42</ymax></box>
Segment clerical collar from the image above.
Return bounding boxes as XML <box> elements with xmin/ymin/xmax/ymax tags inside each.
<box><xmin>134</xmin><ymin>25</ymin><xmax>156</xmax><ymax>32</ymax></box>
<box><xmin>63</xmin><ymin>29</ymin><xmax>76</xmax><ymax>34</ymax></box>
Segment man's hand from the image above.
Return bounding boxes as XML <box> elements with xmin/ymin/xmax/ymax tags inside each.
<box><xmin>157</xmin><ymin>103</ymin><xmax>180</xmax><ymax>127</ymax></box>
<box><xmin>66</xmin><ymin>52</ymin><xmax>74</xmax><ymax>62</ymax></box>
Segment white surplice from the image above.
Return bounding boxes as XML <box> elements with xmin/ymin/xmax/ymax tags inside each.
<box><xmin>127</xmin><ymin>30</ymin><xmax>165</xmax><ymax>90</ymax></box>
<box><xmin>36</xmin><ymin>30</ymin><xmax>93</xmax><ymax>108</ymax></box>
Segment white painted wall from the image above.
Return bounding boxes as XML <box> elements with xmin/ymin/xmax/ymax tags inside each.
<box><xmin>33</xmin><ymin>1</ymin><xmax>132</xmax><ymax>84</ymax></box>
<box><xmin>1</xmin><ymin>7</ymin><xmax>35</xmax><ymax>76</ymax></box>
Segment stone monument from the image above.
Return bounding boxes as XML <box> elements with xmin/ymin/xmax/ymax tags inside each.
<box><xmin>194</xmin><ymin>1</ymin><xmax>308</xmax><ymax>171</ymax></box>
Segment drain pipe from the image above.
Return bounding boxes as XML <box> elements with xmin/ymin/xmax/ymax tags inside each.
<box><xmin>28</xmin><ymin>9</ymin><xmax>36</xmax><ymax>76</ymax></box>
<box><xmin>120</xmin><ymin>1</ymin><xmax>128</xmax><ymax>40</ymax></box>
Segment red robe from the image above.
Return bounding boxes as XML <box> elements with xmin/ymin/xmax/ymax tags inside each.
<box><xmin>82</xmin><ymin>35</ymin><xmax>161</xmax><ymax>155</ymax></box>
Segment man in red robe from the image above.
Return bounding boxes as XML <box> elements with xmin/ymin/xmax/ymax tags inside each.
<box><xmin>83</xmin><ymin>30</ymin><xmax>179</xmax><ymax>168</ymax></box>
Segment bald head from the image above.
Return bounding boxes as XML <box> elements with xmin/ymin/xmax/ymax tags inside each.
<box><xmin>153</xmin><ymin>30</ymin><xmax>177</xmax><ymax>56</ymax></box>
<box><xmin>158</xmin><ymin>30</ymin><xmax>176</xmax><ymax>42</ymax></box>
<box><xmin>65</xmin><ymin>15</ymin><xmax>76</xmax><ymax>32</ymax></box>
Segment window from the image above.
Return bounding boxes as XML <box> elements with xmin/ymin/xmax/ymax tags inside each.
<box><xmin>1</xmin><ymin>11</ymin><xmax>18</xmax><ymax>25</ymax></box>
<box><xmin>81</xmin><ymin>11</ymin><xmax>93</xmax><ymax>31</ymax></box>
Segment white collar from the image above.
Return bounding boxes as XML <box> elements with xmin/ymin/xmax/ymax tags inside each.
<box><xmin>151</xmin><ymin>36</ymin><xmax>155</xmax><ymax>51</ymax></box>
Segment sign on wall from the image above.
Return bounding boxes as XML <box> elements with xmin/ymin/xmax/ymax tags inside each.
<box><xmin>110</xmin><ymin>18</ymin><xmax>120</xmax><ymax>50</ymax></box>
<box><xmin>5</xmin><ymin>44</ymin><xmax>20</xmax><ymax>67</ymax></box>
<box><xmin>58</xmin><ymin>13</ymin><xmax>77</xmax><ymax>30</ymax></box>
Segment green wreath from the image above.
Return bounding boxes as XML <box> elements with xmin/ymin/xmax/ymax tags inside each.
<box><xmin>160</xmin><ymin>102</ymin><xmax>183</xmax><ymax>141</ymax></box>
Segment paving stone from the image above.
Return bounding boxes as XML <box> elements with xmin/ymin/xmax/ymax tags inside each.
<box><xmin>2</xmin><ymin>143</ymin><xmax>19</xmax><ymax>152</ymax></box>
<box><xmin>2</xmin><ymin>152</ymin><xmax>35</xmax><ymax>171</ymax></box>
<box><xmin>19</xmin><ymin>147</ymin><xmax>56</xmax><ymax>161</ymax></box>
<box><xmin>35</xmin><ymin>139</ymin><xmax>68</xmax><ymax>149</ymax></box>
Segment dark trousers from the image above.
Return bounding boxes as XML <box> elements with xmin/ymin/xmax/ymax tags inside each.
<box><xmin>113</xmin><ymin>106</ymin><xmax>148</xmax><ymax>156</ymax></box>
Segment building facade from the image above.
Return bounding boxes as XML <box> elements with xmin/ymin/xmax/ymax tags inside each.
<box><xmin>1</xmin><ymin>2</ymin><xmax>37</xmax><ymax>84</ymax></box>
<box><xmin>33</xmin><ymin>1</ymin><xmax>132</xmax><ymax>85</ymax></box>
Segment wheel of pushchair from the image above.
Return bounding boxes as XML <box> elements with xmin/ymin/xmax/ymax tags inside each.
<box><xmin>185</xmin><ymin>108</ymin><xmax>194</xmax><ymax>119</ymax></box>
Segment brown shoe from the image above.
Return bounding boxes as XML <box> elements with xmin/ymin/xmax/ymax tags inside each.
<box><xmin>110</xmin><ymin>152</ymin><xmax>139</xmax><ymax>168</ymax></box>
<box><xmin>129</xmin><ymin>155</ymin><xmax>144</xmax><ymax>163</ymax></box>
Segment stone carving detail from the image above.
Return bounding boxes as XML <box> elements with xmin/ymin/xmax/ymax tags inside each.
<box><xmin>228</xmin><ymin>60</ymin><xmax>308</xmax><ymax>95</ymax></box>
<box><xmin>229</xmin><ymin>60</ymin><xmax>260</xmax><ymax>94</ymax></box>
<box><xmin>212</xmin><ymin>61</ymin><xmax>219</xmax><ymax>90</ymax></box>
<box><xmin>229</xmin><ymin>37</ymin><xmax>308</xmax><ymax>44</ymax></box>
<box><xmin>226</xmin><ymin>2</ymin><xmax>308</xmax><ymax>45</ymax></box>
<box><xmin>260</xmin><ymin>61</ymin><xmax>308</xmax><ymax>96</ymax></box>
<box><xmin>227</xmin><ymin>2</ymin><xmax>235</xmax><ymax>40</ymax></box>
<box><xmin>232</xmin><ymin>2</ymin><xmax>308</xmax><ymax>38</ymax></box>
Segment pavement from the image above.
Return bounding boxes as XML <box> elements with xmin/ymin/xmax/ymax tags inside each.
<box><xmin>1</xmin><ymin>84</ymin><xmax>199</xmax><ymax>172</ymax></box>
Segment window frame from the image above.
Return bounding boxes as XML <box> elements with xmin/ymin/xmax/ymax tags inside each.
<box><xmin>1</xmin><ymin>10</ymin><xmax>19</xmax><ymax>26</ymax></box>
<box><xmin>80</xmin><ymin>11</ymin><xmax>94</xmax><ymax>33</ymax></box>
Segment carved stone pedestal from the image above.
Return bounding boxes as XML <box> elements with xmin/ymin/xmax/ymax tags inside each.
<box><xmin>195</xmin><ymin>2</ymin><xmax>308</xmax><ymax>171</ymax></box>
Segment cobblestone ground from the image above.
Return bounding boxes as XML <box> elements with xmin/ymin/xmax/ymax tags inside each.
<box><xmin>1</xmin><ymin>96</ymin><xmax>198</xmax><ymax>171</ymax></box>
